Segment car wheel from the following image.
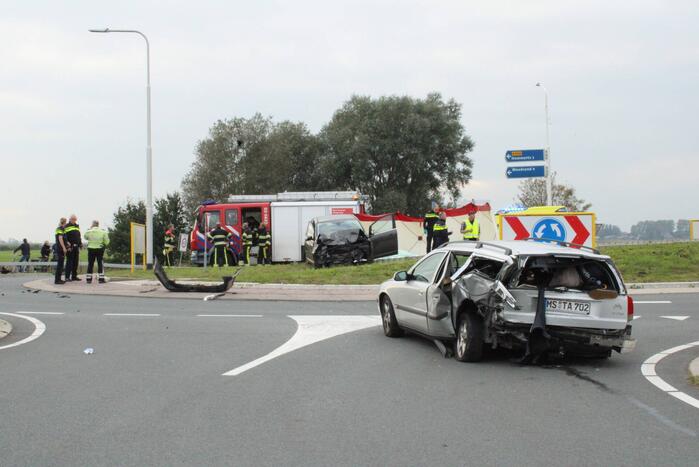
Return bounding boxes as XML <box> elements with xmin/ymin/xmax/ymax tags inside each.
<box><xmin>380</xmin><ymin>295</ymin><xmax>403</xmax><ymax>338</ymax></box>
<box><xmin>454</xmin><ymin>312</ymin><xmax>484</xmax><ymax>362</ymax></box>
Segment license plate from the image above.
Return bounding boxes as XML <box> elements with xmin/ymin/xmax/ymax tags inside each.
<box><xmin>545</xmin><ymin>299</ymin><xmax>591</xmax><ymax>315</ymax></box>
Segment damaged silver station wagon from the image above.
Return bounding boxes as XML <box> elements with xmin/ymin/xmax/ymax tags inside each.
<box><xmin>378</xmin><ymin>240</ymin><xmax>636</xmax><ymax>362</ymax></box>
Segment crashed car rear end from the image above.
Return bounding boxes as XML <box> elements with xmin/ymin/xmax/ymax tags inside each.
<box><xmin>452</xmin><ymin>244</ymin><xmax>635</xmax><ymax>361</ymax></box>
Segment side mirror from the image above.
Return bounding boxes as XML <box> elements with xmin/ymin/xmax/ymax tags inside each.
<box><xmin>394</xmin><ymin>271</ymin><xmax>408</xmax><ymax>281</ymax></box>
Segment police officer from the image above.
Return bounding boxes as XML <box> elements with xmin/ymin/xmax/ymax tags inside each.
<box><xmin>84</xmin><ymin>220</ymin><xmax>110</xmax><ymax>283</ymax></box>
<box><xmin>241</xmin><ymin>222</ymin><xmax>254</xmax><ymax>265</ymax></box>
<box><xmin>423</xmin><ymin>203</ymin><xmax>440</xmax><ymax>253</ymax></box>
<box><xmin>431</xmin><ymin>212</ymin><xmax>451</xmax><ymax>249</ymax></box>
<box><xmin>54</xmin><ymin>217</ymin><xmax>68</xmax><ymax>284</ymax></box>
<box><xmin>163</xmin><ymin>224</ymin><xmax>176</xmax><ymax>267</ymax></box>
<box><xmin>460</xmin><ymin>211</ymin><xmax>480</xmax><ymax>241</ymax></box>
<box><xmin>207</xmin><ymin>223</ymin><xmax>232</xmax><ymax>267</ymax></box>
<box><xmin>63</xmin><ymin>214</ymin><xmax>82</xmax><ymax>281</ymax></box>
<box><xmin>257</xmin><ymin>223</ymin><xmax>271</xmax><ymax>265</ymax></box>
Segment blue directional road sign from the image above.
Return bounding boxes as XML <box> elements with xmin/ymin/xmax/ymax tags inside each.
<box><xmin>505</xmin><ymin>149</ymin><xmax>545</xmax><ymax>162</ymax></box>
<box><xmin>506</xmin><ymin>165</ymin><xmax>546</xmax><ymax>179</ymax></box>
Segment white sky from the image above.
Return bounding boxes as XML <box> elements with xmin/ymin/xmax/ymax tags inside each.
<box><xmin>1</xmin><ymin>0</ymin><xmax>697</xmax><ymax>242</ymax></box>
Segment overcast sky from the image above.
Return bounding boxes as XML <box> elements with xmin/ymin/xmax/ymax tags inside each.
<box><xmin>2</xmin><ymin>0</ymin><xmax>697</xmax><ymax>242</ymax></box>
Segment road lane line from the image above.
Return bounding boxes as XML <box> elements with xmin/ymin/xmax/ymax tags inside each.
<box><xmin>641</xmin><ymin>341</ymin><xmax>699</xmax><ymax>411</ymax></box>
<box><xmin>103</xmin><ymin>313</ymin><xmax>161</xmax><ymax>317</ymax></box>
<box><xmin>0</xmin><ymin>312</ymin><xmax>46</xmax><ymax>351</ymax></box>
<box><xmin>17</xmin><ymin>311</ymin><xmax>64</xmax><ymax>315</ymax></box>
<box><xmin>197</xmin><ymin>314</ymin><xmax>263</xmax><ymax>317</ymax></box>
<box><xmin>223</xmin><ymin>315</ymin><xmax>380</xmax><ymax>376</ymax></box>
<box><xmin>660</xmin><ymin>316</ymin><xmax>690</xmax><ymax>321</ymax></box>
<box><xmin>635</xmin><ymin>301</ymin><xmax>672</xmax><ymax>304</ymax></box>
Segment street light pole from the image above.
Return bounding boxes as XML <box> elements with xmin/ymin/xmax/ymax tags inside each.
<box><xmin>90</xmin><ymin>28</ymin><xmax>154</xmax><ymax>267</ymax></box>
<box><xmin>536</xmin><ymin>82</ymin><xmax>552</xmax><ymax>206</ymax></box>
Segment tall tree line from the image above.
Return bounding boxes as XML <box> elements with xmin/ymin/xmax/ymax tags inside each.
<box><xmin>181</xmin><ymin>93</ymin><xmax>474</xmax><ymax>217</ymax></box>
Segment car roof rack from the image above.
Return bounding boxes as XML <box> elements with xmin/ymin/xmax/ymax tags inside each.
<box><xmin>475</xmin><ymin>241</ymin><xmax>512</xmax><ymax>256</ymax></box>
<box><xmin>523</xmin><ymin>237</ymin><xmax>600</xmax><ymax>255</ymax></box>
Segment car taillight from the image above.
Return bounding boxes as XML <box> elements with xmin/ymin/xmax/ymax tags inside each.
<box><xmin>627</xmin><ymin>295</ymin><xmax>634</xmax><ymax>321</ymax></box>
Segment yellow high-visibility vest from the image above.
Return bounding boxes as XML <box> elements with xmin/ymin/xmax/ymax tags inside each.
<box><xmin>462</xmin><ymin>219</ymin><xmax>480</xmax><ymax>239</ymax></box>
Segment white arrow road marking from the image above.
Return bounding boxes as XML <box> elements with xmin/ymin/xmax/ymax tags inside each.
<box><xmin>635</xmin><ymin>301</ymin><xmax>672</xmax><ymax>304</ymax></box>
<box><xmin>633</xmin><ymin>316</ymin><xmax>642</xmax><ymax>320</ymax></box>
<box><xmin>641</xmin><ymin>341</ymin><xmax>699</xmax><ymax>411</ymax></box>
<box><xmin>222</xmin><ymin>315</ymin><xmax>381</xmax><ymax>376</ymax></box>
<box><xmin>0</xmin><ymin>312</ymin><xmax>46</xmax><ymax>351</ymax></box>
<box><xmin>660</xmin><ymin>316</ymin><xmax>690</xmax><ymax>321</ymax></box>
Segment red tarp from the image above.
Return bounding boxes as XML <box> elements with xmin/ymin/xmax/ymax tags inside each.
<box><xmin>354</xmin><ymin>202</ymin><xmax>491</xmax><ymax>223</ymax></box>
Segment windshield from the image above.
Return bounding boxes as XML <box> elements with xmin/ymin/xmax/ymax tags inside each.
<box><xmin>317</xmin><ymin>219</ymin><xmax>363</xmax><ymax>237</ymax></box>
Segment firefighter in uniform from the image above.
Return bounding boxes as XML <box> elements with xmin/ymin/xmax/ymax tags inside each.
<box><xmin>84</xmin><ymin>220</ymin><xmax>110</xmax><ymax>283</ymax></box>
<box><xmin>423</xmin><ymin>204</ymin><xmax>440</xmax><ymax>253</ymax></box>
<box><xmin>257</xmin><ymin>223</ymin><xmax>271</xmax><ymax>265</ymax></box>
<box><xmin>241</xmin><ymin>223</ymin><xmax>254</xmax><ymax>265</ymax></box>
<box><xmin>207</xmin><ymin>223</ymin><xmax>232</xmax><ymax>267</ymax></box>
<box><xmin>460</xmin><ymin>211</ymin><xmax>480</xmax><ymax>241</ymax></box>
<box><xmin>431</xmin><ymin>212</ymin><xmax>451</xmax><ymax>249</ymax></box>
<box><xmin>63</xmin><ymin>214</ymin><xmax>82</xmax><ymax>281</ymax></box>
<box><xmin>163</xmin><ymin>224</ymin><xmax>176</xmax><ymax>267</ymax></box>
<box><xmin>54</xmin><ymin>217</ymin><xmax>68</xmax><ymax>284</ymax></box>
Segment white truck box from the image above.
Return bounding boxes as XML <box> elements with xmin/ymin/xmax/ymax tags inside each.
<box><xmin>270</xmin><ymin>201</ymin><xmax>361</xmax><ymax>262</ymax></box>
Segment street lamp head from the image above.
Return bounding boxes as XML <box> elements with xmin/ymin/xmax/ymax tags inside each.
<box><xmin>89</xmin><ymin>28</ymin><xmax>110</xmax><ymax>33</ymax></box>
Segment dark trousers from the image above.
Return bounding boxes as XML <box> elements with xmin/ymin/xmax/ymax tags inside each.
<box><xmin>65</xmin><ymin>248</ymin><xmax>80</xmax><ymax>280</ymax></box>
<box><xmin>259</xmin><ymin>245</ymin><xmax>269</xmax><ymax>264</ymax></box>
<box><xmin>87</xmin><ymin>248</ymin><xmax>105</xmax><ymax>280</ymax></box>
<box><xmin>213</xmin><ymin>245</ymin><xmax>228</xmax><ymax>267</ymax></box>
<box><xmin>426</xmin><ymin>233</ymin><xmax>433</xmax><ymax>254</ymax></box>
<box><xmin>54</xmin><ymin>253</ymin><xmax>65</xmax><ymax>283</ymax></box>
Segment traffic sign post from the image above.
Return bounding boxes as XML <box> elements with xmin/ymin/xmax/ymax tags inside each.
<box><xmin>505</xmin><ymin>149</ymin><xmax>545</xmax><ymax>163</ymax></box>
<box><xmin>506</xmin><ymin>166</ymin><xmax>546</xmax><ymax>179</ymax></box>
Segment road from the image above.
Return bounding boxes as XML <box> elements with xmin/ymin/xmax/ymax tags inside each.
<box><xmin>1</xmin><ymin>275</ymin><xmax>698</xmax><ymax>466</ymax></box>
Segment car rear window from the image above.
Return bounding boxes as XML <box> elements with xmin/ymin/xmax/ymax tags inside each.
<box><xmin>513</xmin><ymin>256</ymin><xmax>621</xmax><ymax>292</ymax></box>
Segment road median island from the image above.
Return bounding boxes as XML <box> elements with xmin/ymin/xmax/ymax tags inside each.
<box><xmin>690</xmin><ymin>357</ymin><xmax>699</xmax><ymax>387</ymax></box>
<box><xmin>0</xmin><ymin>319</ymin><xmax>12</xmax><ymax>340</ymax></box>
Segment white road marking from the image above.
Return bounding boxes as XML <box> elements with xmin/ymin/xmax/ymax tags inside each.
<box><xmin>633</xmin><ymin>316</ymin><xmax>642</xmax><ymax>320</ymax></box>
<box><xmin>103</xmin><ymin>313</ymin><xmax>161</xmax><ymax>317</ymax></box>
<box><xmin>203</xmin><ymin>293</ymin><xmax>226</xmax><ymax>301</ymax></box>
<box><xmin>660</xmin><ymin>316</ymin><xmax>690</xmax><ymax>321</ymax></box>
<box><xmin>223</xmin><ymin>315</ymin><xmax>381</xmax><ymax>376</ymax></box>
<box><xmin>16</xmin><ymin>311</ymin><xmax>64</xmax><ymax>315</ymax></box>
<box><xmin>641</xmin><ymin>341</ymin><xmax>699</xmax><ymax>411</ymax></box>
<box><xmin>635</xmin><ymin>300</ymin><xmax>672</xmax><ymax>304</ymax></box>
<box><xmin>0</xmin><ymin>312</ymin><xmax>47</xmax><ymax>351</ymax></box>
<box><xmin>197</xmin><ymin>314</ymin><xmax>262</xmax><ymax>318</ymax></box>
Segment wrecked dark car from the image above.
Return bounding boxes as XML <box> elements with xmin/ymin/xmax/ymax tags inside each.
<box><xmin>378</xmin><ymin>240</ymin><xmax>636</xmax><ymax>362</ymax></box>
<box><xmin>304</xmin><ymin>214</ymin><xmax>398</xmax><ymax>268</ymax></box>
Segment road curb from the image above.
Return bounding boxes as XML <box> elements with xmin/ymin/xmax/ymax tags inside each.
<box><xmin>0</xmin><ymin>319</ymin><xmax>12</xmax><ymax>340</ymax></box>
<box><xmin>690</xmin><ymin>357</ymin><xmax>699</xmax><ymax>385</ymax></box>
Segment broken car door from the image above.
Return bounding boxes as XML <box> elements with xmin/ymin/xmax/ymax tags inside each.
<box><xmin>368</xmin><ymin>214</ymin><xmax>398</xmax><ymax>259</ymax></box>
<box><xmin>393</xmin><ymin>251</ymin><xmax>447</xmax><ymax>333</ymax></box>
<box><xmin>426</xmin><ymin>251</ymin><xmax>473</xmax><ymax>338</ymax></box>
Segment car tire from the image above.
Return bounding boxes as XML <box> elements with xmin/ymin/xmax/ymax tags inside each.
<box><xmin>380</xmin><ymin>295</ymin><xmax>403</xmax><ymax>338</ymax></box>
<box><xmin>454</xmin><ymin>312</ymin><xmax>484</xmax><ymax>362</ymax></box>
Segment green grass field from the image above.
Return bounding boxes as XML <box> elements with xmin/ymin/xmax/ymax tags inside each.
<box><xmin>0</xmin><ymin>250</ymin><xmax>89</xmax><ymax>262</ymax></box>
<box><xmin>4</xmin><ymin>242</ymin><xmax>698</xmax><ymax>285</ymax></box>
<box><xmin>599</xmin><ymin>242</ymin><xmax>699</xmax><ymax>283</ymax></box>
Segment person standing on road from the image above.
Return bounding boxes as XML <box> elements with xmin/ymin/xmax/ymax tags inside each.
<box><xmin>423</xmin><ymin>203</ymin><xmax>440</xmax><ymax>253</ymax></box>
<box><xmin>431</xmin><ymin>212</ymin><xmax>451</xmax><ymax>249</ymax></box>
<box><xmin>460</xmin><ymin>211</ymin><xmax>480</xmax><ymax>242</ymax></box>
<box><xmin>84</xmin><ymin>220</ymin><xmax>110</xmax><ymax>284</ymax></box>
<box><xmin>63</xmin><ymin>214</ymin><xmax>82</xmax><ymax>281</ymax></box>
<box><xmin>54</xmin><ymin>218</ymin><xmax>68</xmax><ymax>284</ymax></box>
<box><xmin>257</xmin><ymin>223</ymin><xmax>271</xmax><ymax>265</ymax></box>
<box><xmin>207</xmin><ymin>223</ymin><xmax>232</xmax><ymax>267</ymax></box>
<box><xmin>13</xmin><ymin>239</ymin><xmax>31</xmax><ymax>272</ymax></box>
<box><xmin>163</xmin><ymin>224</ymin><xmax>176</xmax><ymax>267</ymax></box>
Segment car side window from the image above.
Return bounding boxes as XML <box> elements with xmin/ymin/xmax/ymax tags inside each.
<box><xmin>203</xmin><ymin>211</ymin><xmax>220</xmax><ymax>229</ymax></box>
<box><xmin>411</xmin><ymin>252</ymin><xmax>447</xmax><ymax>282</ymax></box>
<box><xmin>369</xmin><ymin>214</ymin><xmax>395</xmax><ymax>235</ymax></box>
<box><xmin>225</xmin><ymin>209</ymin><xmax>238</xmax><ymax>226</ymax></box>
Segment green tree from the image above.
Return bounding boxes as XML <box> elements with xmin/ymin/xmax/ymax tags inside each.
<box><xmin>319</xmin><ymin>93</ymin><xmax>474</xmax><ymax>216</ymax></box>
<box><xmin>107</xmin><ymin>199</ymin><xmax>145</xmax><ymax>263</ymax></box>
<box><xmin>154</xmin><ymin>192</ymin><xmax>190</xmax><ymax>261</ymax></box>
<box><xmin>630</xmin><ymin>220</ymin><xmax>675</xmax><ymax>240</ymax></box>
<box><xmin>517</xmin><ymin>172</ymin><xmax>592</xmax><ymax>211</ymax></box>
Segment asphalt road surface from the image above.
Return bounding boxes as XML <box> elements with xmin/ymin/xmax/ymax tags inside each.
<box><xmin>1</xmin><ymin>275</ymin><xmax>699</xmax><ymax>466</ymax></box>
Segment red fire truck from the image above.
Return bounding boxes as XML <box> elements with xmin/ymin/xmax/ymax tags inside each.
<box><xmin>189</xmin><ymin>191</ymin><xmax>366</xmax><ymax>265</ymax></box>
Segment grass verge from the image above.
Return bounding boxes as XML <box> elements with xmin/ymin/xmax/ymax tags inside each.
<box><xmin>599</xmin><ymin>242</ymin><xmax>699</xmax><ymax>283</ymax></box>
